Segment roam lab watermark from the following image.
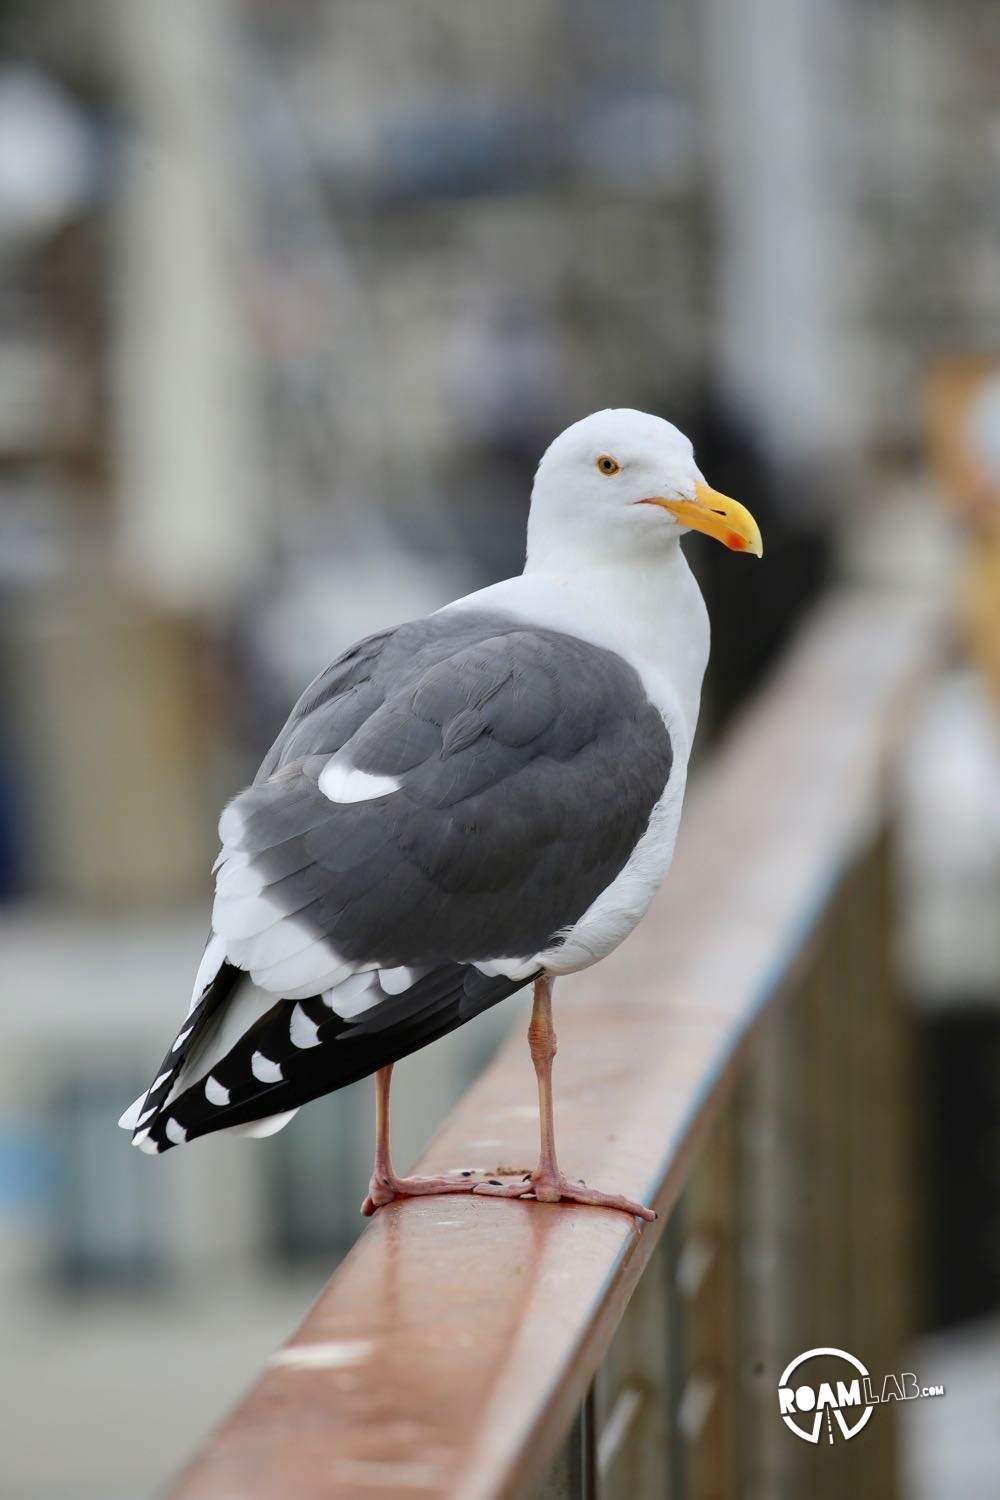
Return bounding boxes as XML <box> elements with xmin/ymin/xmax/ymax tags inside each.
<box><xmin>778</xmin><ymin>1346</ymin><xmax>946</xmax><ymax>1444</ymax></box>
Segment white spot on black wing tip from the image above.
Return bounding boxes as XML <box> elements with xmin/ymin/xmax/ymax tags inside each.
<box><xmin>165</xmin><ymin>1117</ymin><xmax>188</xmax><ymax>1145</ymax></box>
<box><xmin>204</xmin><ymin>1075</ymin><xmax>230</xmax><ymax>1107</ymax></box>
<box><xmin>378</xmin><ymin>966</ymin><xmax>421</xmax><ymax>996</ymax></box>
<box><xmin>251</xmin><ymin>1052</ymin><xmax>283</xmax><ymax>1084</ymax></box>
<box><xmin>290</xmin><ymin>1003</ymin><xmax>321</xmax><ymax>1049</ymax></box>
<box><xmin>323</xmin><ymin>972</ymin><xmax>379</xmax><ymax>1019</ymax></box>
<box><xmin>134</xmin><ymin>1130</ymin><xmax>159</xmax><ymax>1155</ymax></box>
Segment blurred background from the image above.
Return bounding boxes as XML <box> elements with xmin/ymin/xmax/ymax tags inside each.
<box><xmin>0</xmin><ymin>1</ymin><xmax>998</xmax><ymax>1496</ymax></box>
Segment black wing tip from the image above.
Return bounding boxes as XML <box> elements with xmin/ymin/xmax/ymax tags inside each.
<box><xmin>124</xmin><ymin>958</ymin><xmax>241</xmax><ymax>1155</ymax></box>
<box><xmin>137</xmin><ymin>965</ymin><xmax>535</xmax><ymax>1152</ymax></box>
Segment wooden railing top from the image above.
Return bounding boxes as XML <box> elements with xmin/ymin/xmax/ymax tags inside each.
<box><xmin>169</xmin><ymin>591</ymin><xmax>938</xmax><ymax>1500</ymax></box>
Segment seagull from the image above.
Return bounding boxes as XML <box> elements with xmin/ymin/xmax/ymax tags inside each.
<box><xmin>119</xmin><ymin>409</ymin><xmax>762</xmax><ymax>1220</ymax></box>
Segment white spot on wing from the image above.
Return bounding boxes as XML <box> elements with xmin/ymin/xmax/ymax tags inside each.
<box><xmin>319</xmin><ymin>971</ymin><xmax>369</xmax><ymax>1006</ymax></box>
<box><xmin>290</xmin><ymin>1003</ymin><xmax>321</xmax><ymax>1049</ymax></box>
<box><xmin>205</xmin><ymin>1075</ymin><xmax>230</xmax><ymax>1106</ymax></box>
<box><xmin>323</xmin><ymin>973</ymin><xmax>380</xmax><ymax>1019</ymax></box>
<box><xmin>378</xmin><ymin>965</ymin><xmax>421</xmax><ymax>995</ymax></box>
<box><xmin>172</xmin><ymin>1026</ymin><xmax>193</xmax><ymax>1053</ymax></box>
<box><xmin>165</xmin><ymin>1117</ymin><xmax>188</xmax><ymax>1145</ymax></box>
<box><xmin>318</xmin><ymin>757</ymin><xmax>400</xmax><ymax>804</ymax></box>
<box><xmin>251</xmin><ymin>1052</ymin><xmax>283</xmax><ymax>1083</ymax></box>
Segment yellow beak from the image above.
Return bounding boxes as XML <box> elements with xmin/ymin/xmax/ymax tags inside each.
<box><xmin>643</xmin><ymin>479</ymin><xmax>763</xmax><ymax>557</ymax></box>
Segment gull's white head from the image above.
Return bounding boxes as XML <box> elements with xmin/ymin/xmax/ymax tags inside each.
<box><xmin>526</xmin><ymin>408</ymin><xmax>762</xmax><ymax>569</ymax></box>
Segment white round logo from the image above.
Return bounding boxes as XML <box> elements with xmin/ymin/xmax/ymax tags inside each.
<box><xmin>777</xmin><ymin>1347</ymin><xmax>875</xmax><ymax>1444</ymax></box>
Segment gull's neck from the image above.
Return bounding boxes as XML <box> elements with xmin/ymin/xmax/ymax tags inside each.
<box><xmin>522</xmin><ymin>538</ymin><xmax>710</xmax><ymax>740</ymax></box>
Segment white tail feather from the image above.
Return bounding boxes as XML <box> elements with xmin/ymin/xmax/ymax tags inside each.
<box><xmin>226</xmin><ymin>1109</ymin><xmax>299</xmax><ymax>1138</ymax></box>
<box><xmin>118</xmin><ymin>1092</ymin><xmax>148</xmax><ymax>1131</ymax></box>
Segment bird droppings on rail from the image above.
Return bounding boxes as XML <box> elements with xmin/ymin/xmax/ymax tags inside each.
<box><xmin>268</xmin><ymin>1339</ymin><xmax>374</xmax><ymax>1371</ymax></box>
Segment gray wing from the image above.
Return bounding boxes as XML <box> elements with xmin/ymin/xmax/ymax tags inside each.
<box><xmin>129</xmin><ymin>607</ymin><xmax>672</xmax><ymax>1152</ymax></box>
<box><xmin>215</xmin><ymin>607</ymin><xmax>673</xmax><ymax>977</ymax></box>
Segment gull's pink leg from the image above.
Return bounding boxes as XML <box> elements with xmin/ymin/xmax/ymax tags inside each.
<box><xmin>360</xmin><ymin>1063</ymin><xmax>484</xmax><ymax>1215</ymax></box>
<box><xmin>474</xmin><ymin>976</ymin><xmax>656</xmax><ymax>1221</ymax></box>
<box><xmin>361</xmin><ymin>982</ymin><xmax>654</xmax><ymax>1221</ymax></box>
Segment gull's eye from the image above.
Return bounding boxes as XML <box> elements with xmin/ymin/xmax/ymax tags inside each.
<box><xmin>596</xmin><ymin>454</ymin><xmax>621</xmax><ymax>476</ymax></box>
